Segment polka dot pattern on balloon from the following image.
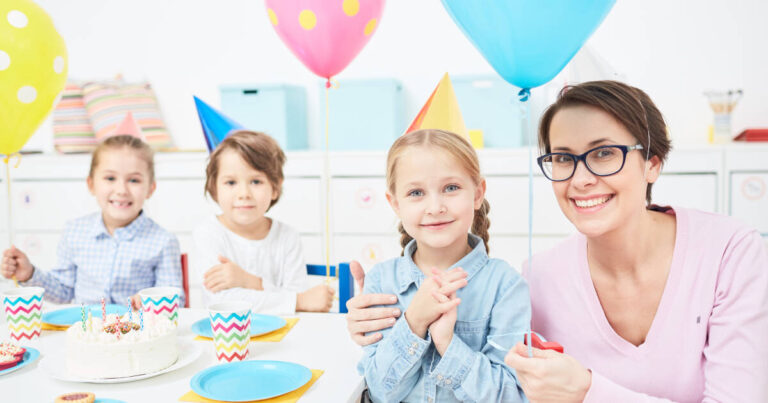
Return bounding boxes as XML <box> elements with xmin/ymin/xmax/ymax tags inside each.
<box><xmin>299</xmin><ymin>9</ymin><xmax>316</xmax><ymax>30</ymax></box>
<box><xmin>267</xmin><ymin>8</ymin><xmax>278</xmax><ymax>26</ymax></box>
<box><xmin>343</xmin><ymin>0</ymin><xmax>360</xmax><ymax>17</ymax></box>
<box><xmin>53</xmin><ymin>56</ymin><xmax>65</xmax><ymax>73</ymax></box>
<box><xmin>0</xmin><ymin>50</ymin><xmax>10</xmax><ymax>70</ymax></box>
<box><xmin>7</xmin><ymin>10</ymin><xmax>28</xmax><ymax>28</ymax></box>
<box><xmin>364</xmin><ymin>18</ymin><xmax>378</xmax><ymax>36</ymax></box>
<box><xmin>17</xmin><ymin>86</ymin><xmax>37</xmax><ymax>104</ymax></box>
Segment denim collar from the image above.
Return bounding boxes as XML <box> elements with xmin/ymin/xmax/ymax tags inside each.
<box><xmin>395</xmin><ymin>233</ymin><xmax>489</xmax><ymax>294</ymax></box>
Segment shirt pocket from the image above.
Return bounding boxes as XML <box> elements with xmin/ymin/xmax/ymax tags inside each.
<box><xmin>454</xmin><ymin>315</ymin><xmax>491</xmax><ymax>350</ymax></box>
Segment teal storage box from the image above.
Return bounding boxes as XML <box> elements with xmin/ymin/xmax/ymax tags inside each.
<box><xmin>453</xmin><ymin>75</ymin><xmax>528</xmax><ymax>147</ymax></box>
<box><xmin>319</xmin><ymin>79</ymin><xmax>405</xmax><ymax>150</ymax></box>
<box><xmin>219</xmin><ymin>84</ymin><xmax>308</xmax><ymax>150</ymax></box>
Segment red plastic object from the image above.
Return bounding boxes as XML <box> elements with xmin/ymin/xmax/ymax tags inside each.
<box><xmin>524</xmin><ymin>332</ymin><xmax>564</xmax><ymax>353</ymax></box>
<box><xmin>734</xmin><ymin>128</ymin><xmax>768</xmax><ymax>142</ymax></box>
<box><xmin>0</xmin><ymin>354</ymin><xmax>23</xmax><ymax>370</ymax></box>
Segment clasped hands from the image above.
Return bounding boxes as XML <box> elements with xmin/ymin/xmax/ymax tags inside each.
<box><xmin>404</xmin><ymin>267</ymin><xmax>468</xmax><ymax>355</ymax></box>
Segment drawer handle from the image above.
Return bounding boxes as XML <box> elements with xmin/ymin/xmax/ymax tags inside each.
<box><xmin>242</xmin><ymin>89</ymin><xmax>259</xmax><ymax>95</ymax></box>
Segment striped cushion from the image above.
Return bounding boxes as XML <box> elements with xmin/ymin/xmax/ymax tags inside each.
<box><xmin>82</xmin><ymin>80</ymin><xmax>173</xmax><ymax>149</ymax></box>
<box><xmin>53</xmin><ymin>82</ymin><xmax>97</xmax><ymax>153</ymax></box>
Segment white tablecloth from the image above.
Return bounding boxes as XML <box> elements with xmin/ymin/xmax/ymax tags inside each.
<box><xmin>0</xmin><ymin>307</ymin><xmax>365</xmax><ymax>403</ymax></box>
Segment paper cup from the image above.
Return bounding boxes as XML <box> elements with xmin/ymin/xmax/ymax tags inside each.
<box><xmin>208</xmin><ymin>301</ymin><xmax>251</xmax><ymax>362</ymax></box>
<box><xmin>3</xmin><ymin>287</ymin><xmax>44</xmax><ymax>341</ymax></box>
<box><xmin>138</xmin><ymin>286</ymin><xmax>181</xmax><ymax>325</ymax></box>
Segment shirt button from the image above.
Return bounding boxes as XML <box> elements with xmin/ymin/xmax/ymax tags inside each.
<box><xmin>408</xmin><ymin>349</ymin><xmax>415</xmax><ymax>355</ymax></box>
<box><xmin>411</xmin><ymin>342</ymin><xmax>418</xmax><ymax>348</ymax></box>
<box><xmin>427</xmin><ymin>398</ymin><xmax>433</xmax><ymax>403</ymax></box>
<box><xmin>445</xmin><ymin>379</ymin><xmax>452</xmax><ymax>385</ymax></box>
<box><xmin>436</xmin><ymin>374</ymin><xmax>443</xmax><ymax>380</ymax></box>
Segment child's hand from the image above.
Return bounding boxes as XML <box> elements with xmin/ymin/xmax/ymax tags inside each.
<box><xmin>404</xmin><ymin>267</ymin><xmax>467</xmax><ymax>338</ymax></box>
<box><xmin>129</xmin><ymin>294</ymin><xmax>142</xmax><ymax>310</ymax></box>
<box><xmin>296</xmin><ymin>284</ymin><xmax>335</xmax><ymax>312</ymax></box>
<box><xmin>1</xmin><ymin>246</ymin><xmax>34</xmax><ymax>282</ymax></box>
<box><xmin>429</xmin><ymin>291</ymin><xmax>460</xmax><ymax>355</ymax></box>
<box><xmin>204</xmin><ymin>255</ymin><xmax>264</xmax><ymax>292</ymax></box>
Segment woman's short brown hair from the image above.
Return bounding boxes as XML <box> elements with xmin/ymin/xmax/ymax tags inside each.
<box><xmin>538</xmin><ymin>80</ymin><xmax>672</xmax><ymax>204</ymax></box>
<box><xmin>204</xmin><ymin>130</ymin><xmax>286</xmax><ymax>210</ymax></box>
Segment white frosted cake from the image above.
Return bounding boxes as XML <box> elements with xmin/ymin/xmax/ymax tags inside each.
<box><xmin>65</xmin><ymin>312</ymin><xmax>178</xmax><ymax>379</ymax></box>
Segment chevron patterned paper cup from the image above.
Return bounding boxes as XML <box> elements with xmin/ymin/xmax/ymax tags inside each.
<box><xmin>3</xmin><ymin>287</ymin><xmax>44</xmax><ymax>341</ymax></box>
<box><xmin>208</xmin><ymin>301</ymin><xmax>251</xmax><ymax>362</ymax></box>
<box><xmin>139</xmin><ymin>286</ymin><xmax>181</xmax><ymax>326</ymax></box>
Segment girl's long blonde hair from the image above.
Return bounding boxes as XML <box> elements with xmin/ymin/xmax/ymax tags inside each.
<box><xmin>386</xmin><ymin>129</ymin><xmax>490</xmax><ymax>254</ymax></box>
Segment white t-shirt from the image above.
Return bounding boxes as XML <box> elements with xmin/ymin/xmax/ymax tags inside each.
<box><xmin>191</xmin><ymin>216</ymin><xmax>308</xmax><ymax>314</ymax></box>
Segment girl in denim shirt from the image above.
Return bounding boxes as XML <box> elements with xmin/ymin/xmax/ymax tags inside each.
<box><xmin>358</xmin><ymin>129</ymin><xmax>530</xmax><ymax>403</ymax></box>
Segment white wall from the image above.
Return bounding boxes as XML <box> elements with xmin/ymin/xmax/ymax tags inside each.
<box><xmin>24</xmin><ymin>0</ymin><xmax>768</xmax><ymax>152</ymax></box>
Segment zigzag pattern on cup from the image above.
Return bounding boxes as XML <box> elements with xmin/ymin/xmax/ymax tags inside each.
<box><xmin>3</xmin><ymin>294</ymin><xmax>43</xmax><ymax>305</ymax></box>
<box><xmin>142</xmin><ymin>295</ymin><xmax>179</xmax><ymax>323</ymax></box>
<box><xmin>5</xmin><ymin>303</ymin><xmax>43</xmax><ymax>315</ymax></box>
<box><xmin>215</xmin><ymin>350</ymin><xmax>248</xmax><ymax>362</ymax></box>
<box><xmin>210</xmin><ymin>312</ymin><xmax>249</xmax><ymax>323</ymax></box>
<box><xmin>10</xmin><ymin>329</ymin><xmax>40</xmax><ymax>341</ymax></box>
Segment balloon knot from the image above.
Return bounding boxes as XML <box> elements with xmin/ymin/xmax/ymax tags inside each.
<box><xmin>518</xmin><ymin>88</ymin><xmax>531</xmax><ymax>102</ymax></box>
<box><xmin>325</xmin><ymin>79</ymin><xmax>332</xmax><ymax>89</ymax></box>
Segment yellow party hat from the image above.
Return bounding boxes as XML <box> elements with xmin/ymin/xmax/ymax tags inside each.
<box><xmin>405</xmin><ymin>73</ymin><xmax>468</xmax><ymax>140</ymax></box>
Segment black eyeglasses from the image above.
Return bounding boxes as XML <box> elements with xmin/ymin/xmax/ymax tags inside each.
<box><xmin>537</xmin><ymin>144</ymin><xmax>644</xmax><ymax>182</ymax></box>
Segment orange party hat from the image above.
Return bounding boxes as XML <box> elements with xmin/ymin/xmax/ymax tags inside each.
<box><xmin>405</xmin><ymin>73</ymin><xmax>468</xmax><ymax>139</ymax></box>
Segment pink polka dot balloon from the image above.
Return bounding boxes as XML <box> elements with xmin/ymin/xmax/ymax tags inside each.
<box><xmin>265</xmin><ymin>0</ymin><xmax>385</xmax><ymax>85</ymax></box>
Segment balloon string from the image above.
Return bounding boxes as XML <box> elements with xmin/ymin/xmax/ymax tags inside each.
<box><xmin>324</xmin><ymin>82</ymin><xmax>331</xmax><ymax>283</ymax></box>
<box><xmin>4</xmin><ymin>153</ymin><xmax>21</xmax><ymax>287</ymax></box>
<box><xmin>518</xmin><ymin>89</ymin><xmax>533</xmax><ymax>358</ymax></box>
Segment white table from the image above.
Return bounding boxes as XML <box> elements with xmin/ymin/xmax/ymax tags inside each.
<box><xmin>0</xmin><ymin>308</ymin><xmax>365</xmax><ymax>403</ymax></box>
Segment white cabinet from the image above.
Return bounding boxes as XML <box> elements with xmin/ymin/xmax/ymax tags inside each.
<box><xmin>485</xmin><ymin>176</ymin><xmax>573</xmax><ymax>235</ymax></box>
<box><xmin>11</xmin><ymin>181</ymin><xmax>97</xmax><ymax>231</ymax></box>
<box><xmin>332</xmin><ymin>177</ymin><xmax>397</xmax><ymax>234</ymax></box>
<box><xmin>653</xmin><ymin>174</ymin><xmax>718</xmax><ymax>212</ymax></box>
<box><xmin>267</xmin><ymin>178</ymin><xmax>323</xmax><ymax>234</ymax></box>
<box><xmin>145</xmin><ymin>178</ymin><xmax>212</xmax><ymax>233</ymax></box>
<box><xmin>730</xmin><ymin>173</ymin><xmax>768</xmax><ymax>234</ymax></box>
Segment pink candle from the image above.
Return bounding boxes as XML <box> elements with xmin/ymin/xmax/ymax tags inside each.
<box><xmin>101</xmin><ymin>297</ymin><xmax>106</xmax><ymax>322</ymax></box>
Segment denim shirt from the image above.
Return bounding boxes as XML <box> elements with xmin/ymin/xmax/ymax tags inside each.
<box><xmin>358</xmin><ymin>235</ymin><xmax>530</xmax><ymax>403</ymax></box>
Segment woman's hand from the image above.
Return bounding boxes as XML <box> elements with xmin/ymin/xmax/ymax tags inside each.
<box><xmin>345</xmin><ymin>261</ymin><xmax>401</xmax><ymax>346</ymax></box>
<box><xmin>504</xmin><ymin>342</ymin><xmax>592</xmax><ymax>402</ymax></box>
<box><xmin>203</xmin><ymin>255</ymin><xmax>263</xmax><ymax>292</ymax></box>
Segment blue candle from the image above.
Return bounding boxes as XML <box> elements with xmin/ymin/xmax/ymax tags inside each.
<box><xmin>139</xmin><ymin>308</ymin><xmax>144</xmax><ymax>331</ymax></box>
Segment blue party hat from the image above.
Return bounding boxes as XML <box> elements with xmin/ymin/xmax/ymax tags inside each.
<box><xmin>194</xmin><ymin>96</ymin><xmax>245</xmax><ymax>152</ymax></box>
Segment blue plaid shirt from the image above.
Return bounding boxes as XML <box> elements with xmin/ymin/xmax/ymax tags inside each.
<box><xmin>359</xmin><ymin>235</ymin><xmax>530</xmax><ymax>403</ymax></box>
<box><xmin>24</xmin><ymin>211</ymin><xmax>184</xmax><ymax>306</ymax></box>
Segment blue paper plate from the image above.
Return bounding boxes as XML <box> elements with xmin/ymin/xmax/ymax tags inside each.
<box><xmin>95</xmin><ymin>399</ymin><xmax>127</xmax><ymax>403</ymax></box>
<box><xmin>42</xmin><ymin>304</ymin><xmax>129</xmax><ymax>327</ymax></box>
<box><xmin>191</xmin><ymin>360</ymin><xmax>312</xmax><ymax>402</ymax></box>
<box><xmin>0</xmin><ymin>347</ymin><xmax>40</xmax><ymax>376</ymax></box>
<box><xmin>191</xmin><ymin>314</ymin><xmax>287</xmax><ymax>338</ymax></box>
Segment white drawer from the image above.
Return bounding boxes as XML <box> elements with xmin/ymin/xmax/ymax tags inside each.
<box><xmin>653</xmin><ymin>174</ymin><xmax>718</xmax><ymax>213</ymax></box>
<box><xmin>144</xmin><ymin>179</ymin><xmax>215</xmax><ymax>233</ymax></box>
<box><xmin>268</xmin><ymin>177</ymin><xmax>323</xmax><ymax>233</ymax></box>
<box><xmin>0</xmin><ymin>179</ymin><xmax>6</xmax><ymax>231</ymax></box>
<box><xmin>332</xmin><ymin>177</ymin><xmax>399</xmax><ymax>234</ymax></box>
<box><xmin>12</xmin><ymin>181</ymin><xmax>98</xmax><ymax>231</ymax></box>
<box><xmin>334</xmin><ymin>234</ymin><xmax>402</xmax><ymax>273</ymax></box>
<box><xmin>300</xmin><ymin>235</ymin><xmax>324</xmax><ymax>265</ymax></box>
<box><xmin>487</xmin><ymin>235</ymin><xmax>569</xmax><ymax>271</ymax></box>
<box><xmin>730</xmin><ymin>173</ymin><xmax>768</xmax><ymax>234</ymax></box>
<box><xmin>485</xmin><ymin>176</ymin><xmax>573</xmax><ymax>235</ymax></box>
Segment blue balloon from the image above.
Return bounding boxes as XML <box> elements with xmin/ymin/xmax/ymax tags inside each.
<box><xmin>441</xmin><ymin>0</ymin><xmax>616</xmax><ymax>89</ymax></box>
<box><xmin>193</xmin><ymin>96</ymin><xmax>245</xmax><ymax>152</ymax></box>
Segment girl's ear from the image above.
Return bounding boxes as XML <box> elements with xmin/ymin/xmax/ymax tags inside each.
<box><xmin>474</xmin><ymin>178</ymin><xmax>487</xmax><ymax>209</ymax></box>
<box><xmin>386</xmin><ymin>191</ymin><xmax>400</xmax><ymax>216</ymax></box>
<box><xmin>146</xmin><ymin>181</ymin><xmax>157</xmax><ymax>199</ymax></box>
<box><xmin>86</xmin><ymin>176</ymin><xmax>95</xmax><ymax>195</ymax></box>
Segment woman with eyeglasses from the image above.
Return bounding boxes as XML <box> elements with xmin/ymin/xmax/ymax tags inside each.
<box><xmin>345</xmin><ymin>80</ymin><xmax>768</xmax><ymax>402</ymax></box>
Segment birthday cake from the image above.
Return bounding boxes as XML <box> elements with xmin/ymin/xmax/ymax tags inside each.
<box><xmin>65</xmin><ymin>312</ymin><xmax>178</xmax><ymax>379</ymax></box>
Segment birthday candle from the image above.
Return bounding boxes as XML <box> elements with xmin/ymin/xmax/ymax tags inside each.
<box><xmin>139</xmin><ymin>308</ymin><xmax>144</xmax><ymax>331</ymax></box>
<box><xmin>101</xmin><ymin>297</ymin><xmax>106</xmax><ymax>322</ymax></box>
<box><xmin>127</xmin><ymin>298</ymin><xmax>133</xmax><ymax>323</ymax></box>
<box><xmin>87</xmin><ymin>311</ymin><xmax>92</xmax><ymax>332</ymax></box>
<box><xmin>81</xmin><ymin>304</ymin><xmax>86</xmax><ymax>331</ymax></box>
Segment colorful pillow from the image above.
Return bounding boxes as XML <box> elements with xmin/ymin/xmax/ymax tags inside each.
<box><xmin>82</xmin><ymin>80</ymin><xmax>173</xmax><ymax>149</ymax></box>
<box><xmin>53</xmin><ymin>82</ymin><xmax>97</xmax><ymax>153</ymax></box>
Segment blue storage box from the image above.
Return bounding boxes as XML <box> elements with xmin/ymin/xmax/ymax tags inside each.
<box><xmin>319</xmin><ymin>79</ymin><xmax>405</xmax><ymax>150</ymax></box>
<box><xmin>219</xmin><ymin>84</ymin><xmax>308</xmax><ymax>150</ymax></box>
<box><xmin>452</xmin><ymin>75</ymin><xmax>528</xmax><ymax>147</ymax></box>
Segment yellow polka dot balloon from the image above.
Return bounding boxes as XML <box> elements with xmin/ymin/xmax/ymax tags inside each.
<box><xmin>0</xmin><ymin>0</ymin><xmax>67</xmax><ymax>155</ymax></box>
